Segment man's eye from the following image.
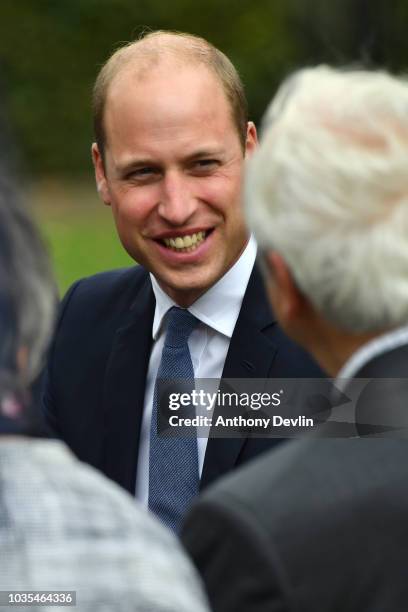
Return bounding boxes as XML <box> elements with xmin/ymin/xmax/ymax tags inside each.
<box><xmin>126</xmin><ymin>167</ymin><xmax>158</xmax><ymax>181</ymax></box>
<box><xmin>134</xmin><ymin>167</ymin><xmax>155</xmax><ymax>177</ymax></box>
<box><xmin>193</xmin><ymin>159</ymin><xmax>219</xmax><ymax>173</ymax></box>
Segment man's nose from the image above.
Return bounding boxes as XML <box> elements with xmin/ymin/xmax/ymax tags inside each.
<box><xmin>157</xmin><ymin>171</ymin><xmax>197</xmax><ymax>225</ymax></box>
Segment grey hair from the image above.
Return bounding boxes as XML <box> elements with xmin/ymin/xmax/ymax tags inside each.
<box><xmin>0</xmin><ymin>171</ymin><xmax>56</xmax><ymax>389</ymax></box>
<box><xmin>246</xmin><ymin>66</ymin><xmax>408</xmax><ymax>333</ymax></box>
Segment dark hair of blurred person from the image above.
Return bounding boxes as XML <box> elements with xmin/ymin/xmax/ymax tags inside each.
<box><xmin>0</xmin><ymin>171</ymin><xmax>56</xmax><ymax>435</ymax></box>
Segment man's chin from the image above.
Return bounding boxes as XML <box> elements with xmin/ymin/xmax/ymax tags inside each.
<box><xmin>155</xmin><ymin>271</ymin><xmax>218</xmax><ymax>306</ymax></box>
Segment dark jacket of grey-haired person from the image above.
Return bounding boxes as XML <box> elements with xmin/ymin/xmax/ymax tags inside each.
<box><xmin>181</xmin><ymin>67</ymin><xmax>408</xmax><ymax>612</ymax></box>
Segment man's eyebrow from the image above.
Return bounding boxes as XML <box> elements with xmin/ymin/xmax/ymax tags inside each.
<box><xmin>186</xmin><ymin>148</ymin><xmax>224</xmax><ymax>159</ymax></box>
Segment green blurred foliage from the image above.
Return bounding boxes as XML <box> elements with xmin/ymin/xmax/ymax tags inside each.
<box><xmin>287</xmin><ymin>0</ymin><xmax>408</xmax><ymax>68</ymax></box>
<box><xmin>2</xmin><ymin>0</ymin><xmax>406</xmax><ymax>178</ymax></box>
<box><xmin>31</xmin><ymin>180</ymin><xmax>133</xmax><ymax>293</ymax></box>
<box><xmin>0</xmin><ymin>0</ymin><xmax>294</xmax><ymax>176</ymax></box>
<box><xmin>41</xmin><ymin>212</ymin><xmax>133</xmax><ymax>294</ymax></box>
<box><xmin>2</xmin><ymin>1</ymin><xmax>407</xmax><ymax>290</ymax></box>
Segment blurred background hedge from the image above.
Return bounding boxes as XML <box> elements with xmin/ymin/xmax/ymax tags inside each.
<box><xmin>1</xmin><ymin>0</ymin><xmax>407</xmax><ymax>291</ymax></box>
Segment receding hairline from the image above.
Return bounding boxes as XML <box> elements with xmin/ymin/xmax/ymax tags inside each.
<box><xmin>93</xmin><ymin>31</ymin><xmax>248</xmax><ymax>155</ymax></box>
<box><xmin>107</xmin><ymin>41</ymin><xmax>223</xmax><ymax>101</ymax></box>
<box><xmin>110</xmin><ymin>31</ymin><xmax>223</xmax><ymax>72</ymax></box>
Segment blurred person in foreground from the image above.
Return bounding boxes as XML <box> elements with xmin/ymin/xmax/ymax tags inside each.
<box><xmin>42</xmin><ymin>30</ymin><xmax>322</xmax><ymax>533</ymax></box>
<box><xmin>182</xmin><ymin>67</ymin><xmax>408</xmax><ymax>611</ymax></box>
<box><xmin>0</xmin><ymin>174</ymin><xmax>209</xmax><ymax>610</ymax></box>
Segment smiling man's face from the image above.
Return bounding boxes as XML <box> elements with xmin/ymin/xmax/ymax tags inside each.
<box><xmin>93</xmin><ymin>61</ymin><xmax>257</xmax><ymax>306</ymax></box>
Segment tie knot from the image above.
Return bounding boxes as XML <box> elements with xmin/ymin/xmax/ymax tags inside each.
<box><xmin>164</xmin><ymin>307</ymin><xmax>198</xmax><ymax>348</ymax></box>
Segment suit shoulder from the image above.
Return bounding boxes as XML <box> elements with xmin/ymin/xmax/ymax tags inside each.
<box><xmin>60</xmin><ymin>266</ymin><xmax>148</xmax><ymax>312</ymax></box>
<box><xmin>196</xmin><ymin>437</ymin><xmax>408</xmax><ymax>532</ymax></box>
<box><xmin>56</xmin><ymin>265</ymin><xmax>150</xmax><ymax>333</ymax></box>
<box><xmin>185</xmin><ymin>439</ymin><xmax>408</xmax><ymax>611</ymax></box>
<box><xmin>66</xmin><ymin>266</ymin><xmax>147</xmax><ymax>300</ymax></box>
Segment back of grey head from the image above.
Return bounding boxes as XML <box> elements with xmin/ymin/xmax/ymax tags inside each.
<box><xmin>246</xmin><ymin>66</ymin><xmax>408</xmax><ymax>333</ymax></box>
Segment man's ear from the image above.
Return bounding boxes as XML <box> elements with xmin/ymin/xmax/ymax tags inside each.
<box><xmin>245</xmin><ymin>121</ymin><xmax>258</xmax><ymax>158</ymax></box>
<box><xmin>264</xmin><ymin>251</ymin><xmax>307</xmax><ymax>327</ymax></box>
<box><xmin>91</xmin><ymin>143</ymin><xmax>111</xmax><ymax>206</ymax></box>
<box><xmin>17</xmin><ymin>346</ymin><xmax>28</xmax><ymax>378</ymax></box>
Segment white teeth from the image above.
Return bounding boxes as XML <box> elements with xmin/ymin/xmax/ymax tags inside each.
<box><xmin>162</xmin><ymin>231</ymin><xmax>207</xmax><ymax>251</ymax></box>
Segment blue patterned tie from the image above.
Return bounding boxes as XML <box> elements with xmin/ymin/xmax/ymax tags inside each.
<box><xmin>148</xmin><ymin>306</ymin><xmax>199</xmax><ymax>533</ymax></box>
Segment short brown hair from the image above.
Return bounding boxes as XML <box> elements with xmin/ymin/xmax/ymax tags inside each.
<box><xmin>92</xmin><ymin>30</ymin><xmax>248</xmax><ymax>161</ymax></box>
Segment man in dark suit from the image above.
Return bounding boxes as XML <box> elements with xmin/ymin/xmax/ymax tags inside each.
<box><xmin>182</xmin><ymin>67</ymin><xmax>408</xmax><ymax>609</ymax></box>
<box><xmin>43</xmin><ymin>31</ymin><xmax>322</xmax><ymax>531</ymax></box>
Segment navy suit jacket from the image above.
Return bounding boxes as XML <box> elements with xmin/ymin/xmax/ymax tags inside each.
<box><xmin>43</xmin><ymin>264</ymin><xmax>323</xmax><ymax>494</ymax></box>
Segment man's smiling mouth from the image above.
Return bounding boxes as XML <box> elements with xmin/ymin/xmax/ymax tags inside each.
<box><xmin>159</xmin><ymin>230</ymin><xmax>211</xmax><ymax>253</ymax></box>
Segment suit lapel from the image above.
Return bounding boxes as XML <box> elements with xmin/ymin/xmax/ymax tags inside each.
<box><xmin>101</xmin><ymin>265</ymin><xmax>278</xmax><ymax>492</ymax></box>
<box><xmin>201</xmin><ymin>266</ymin><xmax>278</xmax><ymax>488</ymax></box>
<box><xmin>102</xmin><ymin>273</ymin><xmax>155</xmax><ymax>493</ymax></box>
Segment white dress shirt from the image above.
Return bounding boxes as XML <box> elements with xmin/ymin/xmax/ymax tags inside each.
<box><xmin>135</xmin><ymin>236</ymin><xmax>257</xmax><ymax>505</ymax></box>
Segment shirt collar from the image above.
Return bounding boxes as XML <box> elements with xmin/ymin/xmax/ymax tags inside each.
<box><xmin>151</xmin><ymin>235</ymin><xmax>257</xmax><ymax>340</ymax></box>
<box><xmin>335</xmin><ymin>324</ymin><xmax>408</xmax><ymax>386</ymax></box>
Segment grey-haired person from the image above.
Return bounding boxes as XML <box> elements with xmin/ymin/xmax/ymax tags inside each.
<box><xmin>182</xmin><ymin>67</ymin><xmax>408</xmax><ymax>612</ymax></box>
